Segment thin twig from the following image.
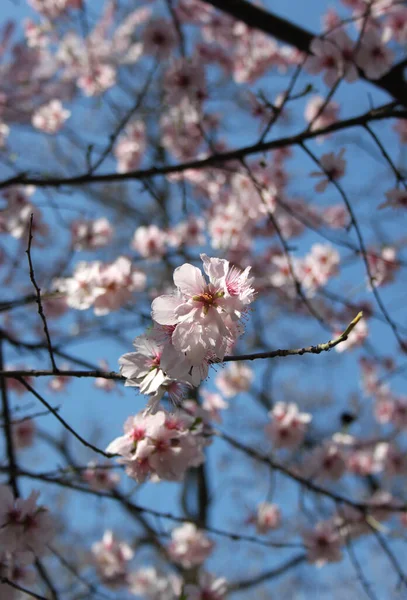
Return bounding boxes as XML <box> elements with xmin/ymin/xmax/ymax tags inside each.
<box><xmin>26</xmin><ymin>214</ymin><xmax>58</xmax><ymax>372</ymax></box>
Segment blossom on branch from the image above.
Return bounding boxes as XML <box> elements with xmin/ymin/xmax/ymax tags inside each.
<box><xmin>106</xmin><ymin>409</ymin><xmax>206</xmax><ymax>483</ymax></box>
<box><xmin>31</xmin><ymin>99</ymin><xmax>70</xmax><ymax>134</ymax></box>
<box><xmin>92</xmin><ymin>530</ymin><xmax>133</xmax><ymax>589</ymax></box>
<box><xmin>265</xmin><ymin>402</ymin><xmax>312</xmax><ymax>449</ymax></box>
<box><xmin>151</xmin><ymin>254</ymin><xmax>255</xmax><ymax>365</ymax></box>
<box><xmin>167</xmin><ymin>523</ymin><xmax>214</xmax><ymax>568</ymax></box>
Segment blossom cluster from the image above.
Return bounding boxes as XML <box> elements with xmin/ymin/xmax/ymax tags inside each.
<box><xmin>118</xmin><ymin>254</ymin><xmax>255</xmax><ymax>413</ymax></box>
<box><xmin>0</xmin><ymin>485</ymin><xmax>55</xmax><ymax>595</ymax></box>
<box><xmin>106</xmin><ymin>409</ymin><xmax>207</xmax><ymax>483</ymax></box>
<box><xmin>54</xmin><ymin>256</ymin><xmax>146</xmax><ymax>315</ymax></box>
<box><xmin>268</xmin><ymin>243</ymin><xmax>340</xmax><ymax>297</ymax></box>
<box><xmin>91</xmin><ymin>526</ymin><xmax>226</xmax><ymax>599</ymax></box>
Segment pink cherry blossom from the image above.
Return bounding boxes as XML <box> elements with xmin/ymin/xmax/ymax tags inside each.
<box><xmin>390</xmin><ymin>396</ymin><xmax>407</xmax><ymax>429</ymax></box>
<box><xmin>168</xmin><ymin>216</ymin><xmax>205</xmax><ymax>248</ymax></box>
<box><xmin>167</xmin><ymin>523</ymin><xmax>214</xmax><ymax>568</ymax></box>
<box><xmin>129</xmin><ymin>567</ymin><xmax>182</xmax><ymax>599</ymax></box>
<box><xmin>32</xmin><ymin>99</ymin><xmax>70</xmax><ymax>134</ymax></box>
<box><xmin>94</xmin><ymin>360</ymin><xmax>117</xmax><ymax>393</ymax></box>
<box><xmin>215</xmin><ymin>362</ymin><xmax>253</xmax><ymax>398</ymax></box>
<box><xmin>375</xmin><ymin>442</ymin><xmax>407</xmax><ymax>477</ymax></box>
<box><xmin>0</xmin><ymin>486</ymin><xmax>55</xmax><ymax>558</ymax></box>
<box><xmin>265</xmin><ymin>402</ymin><xmax>312</xmax><ymax>449</ymax></box>
<box><xmin>304</xmin><ymin>95</ymin><xmax>339</xmax><ymax>136</ymax></box>
<box><xmin>114</xmin><ymin>121</ymin><xmax>145</xmax><ymax>173</ymax></box>
<box><xmin>383</xmin><ymin>6</ymin><xmax>407</xmax><ymax>43</ymax></box>
<box><xmin>305</xmin><ymin>441</ymin><xmax>347</xmax><ymax>481</ymax></box>
<box><xmin>106</xmin><ymin>409</ymin><xmax>206</xmax><ymax>483</ymax></box>
<box><xmin>164</xmin><ymin>58</ymin><xmax>206</xmax><ymax>105</ymax></box>
<box><xmin>28</xmin><ymin>0</ymin><xmax>70</xmax><ymax>19</ymax></box>
<box><xmin>132</xmin><ymin>225</ymin><xmax>168</xmax><ymax>260</ymax></box>
<box><xmin>12</xmin><ymin>419</ymin><xmax>36</xmax><ymax>450</ymax></box>
<box><xmin>255</xmin><ymin>502</ymin><xmax>282</xmax><ymax>534</ymax></box>
<box><xmin>200</xmin><ymin>390</ymin><xmax>228</xmax><ymax>423</ymax></box>
<box><xmin>347</xmin><ymin>446</ymin><xmax>383</xmax><ymax>476</ymax></box>
<box><xmin>48</xmin><ymin>364</ymin><xmax>71</xmax><ymax>392</ymax></box>
<box><xmin>305</xmin><ymin>32</ymin><xmax>358</xmax><ymax>87</ymax></box>
<box><xmin>24</xmin><ymin>19</ymin><xmax>50</xmax><ymax>49</ymax></box>
<box><xmin>142</xmin><ymin>18</ymin><xmax>177</xmax><ymax>57</ymax></box>
<box><xmin>78</xmin><ymin>63</ymin><xmax>117</xmax><ymax>96</ymax></box>
<box><xmin>54</xmin><ymin>257</ymin><xmax>146</xmax><ymax>315</ymax></box>
<box><xmin>367</xmin><ymin>246</ymin><xmax>399</xmax><ymax>288</ymax></box>
<box><xmin>310</xmin><ymin>149</ymin><xmax>346</xmax><ymax>193</ymax></box>
<box><xmin>0</xmin><ymin>122</ymin><xmax>9</xmax><ymax>147</ymax></box>
<box><xmin>151</xmin><ymin>254</ymin><xmax>255</xmax><ymax>365</ymax></box>
<box><xmin>92</xmin><ymin>530</ymin><xmax>133</xmax><ymax>589</ymax></box>
<box><xmin>380</xmin><ymin>188</ymin><xmax>407</xmax><ymax>209</ymax></box>
<box><xmin>184</xmin><ymin>571</ymin><xmax>228</xmax><ymax>600</ymax></box>
<box><xmin>83</xmin><ymin>461</ymin><xmax>120</xmax><ymax>491</ymax></box>
<box><xmin>303</xmin><ymin>521</ymin><xmax>343</xmax><ymax>566</ymax></box>
<box><xmin>356</xmin><ymin>30</ymin><xmax>394</xmax><ymax>79</ymax></box>
<box><xmin>118</xmin><ymin>333</ymin><xmax>196</xmax><ymax>412</ymax></box>
<box><xmin>71</xmin><ymin>217</ymin><xmax>113</xmax><ymax>250</ymax></box>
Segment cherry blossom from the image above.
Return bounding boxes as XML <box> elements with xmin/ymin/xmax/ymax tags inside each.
<box><xmin>303</xmin><ymin>521</ymin><xmax>343</xmax><ymax>566</ymax></box>
<box><xmin>151</xmin><ymin>254</ymin><xmax>255</xmax><ymax>365</ymax></box>
<box><xmin>164</xmin><ymin>58</ymin><xmax>206</xmax><ymax>105</ymax></box>
<box><xmin>167</xmin><ymin>523</ymin><xmax>214</xmax><ymax>568</ymax></box>
<box><xmin>380</xmin><ymin>188</ymin><xmax>407</xmax><ymax>209</ymax></box>
<box><xmin>304</xmin><ymin>95</ymin><xmax>339</xmax><ymax>136</ymax></box>
<box><xmin>71</xmin><ymin>217</ymin><xmax>113</xmax><ymax>250</ymax></box>
<box><xmin>382</xmin><ymin>6</ymin><xmax>407</xmax><ymax>42</ymax></box>
<box><xmin>0</xmin><ymin>486</ymin><xmax>55</xmax><ymax>559</ymax></box>
<box><xmin>184</xmin><ymin>571</ymin><xmax>228</xmax><ymax>600</ymax></box>
<box><xmin>305</xmin><ymin>32</ymin><xmax>358</xmax><ymax>86</ymax></box>
<box><xmin>305</xmin><ymin>441</ymin><xmax>347</xmax><ymax>481</ymax></box>
<box><xmin>215</xmin><ymin>362</ymin><xmax>253</xmax><ymax>398</ymax></box>
<box><xmin>12</xmin><ymin>419</ymin><xmax>36</xmax><ymax>450</ymax></box>
<box><xmin>78</xmin><ymin>63</ymin><xmax>117</xmax><ymax>96</ymax></box>
<box><xmin>0</xmin><ymin>551</ymin><xmax>36</xmax><ymax>600</ymax></box>
<box><xmin>356</xmin><ymin>30</ymin><xmax>394</xmax><ymax>79</ymax></box>
<box><xmin>94</xmin><ymin>360</ymin><xmax>117</xmax><ymax>393</ymax></box>
<box><xmin>92</xmin><ymin>530</ymin><xmax>133</xmax><ymax>588</ymax></box>
<box><xmin>367</xmin><ymin>246</ymin><xmax>399</xmax><ymax>288</ymax></box>
<box><xmin>129</xmin><ymin>567</ymin><xmax>182</xmax><ymax>599</ymax></box>
<box><xmin>142</xmin><ymin>18</ymin><xmax>177</xmax><ymax>57</ymax></box>
<box><xmin>0</xmin><ymin>122</ymin><xmax>9</xmax><ymax>147</ymax></box>
<box><xmin>132</xmin><ymin>225</ymin><xmax>168</xmax><ymax>260</ymax></box>
<box><xmin>48</xmin><ymin>364</ymin><xmax>71</xmax><ymax>392</ymax></box>
<box><xmin>118</xmin><ymin>331</ymin><xmax>199</xmax><ymax>411</ymax></box>
<box><xmin>28</xmin><ymin>0</ymin><xmax>70</xmax><ymax>19</ymax></box>
<box><xmin>310</xmin><ymin>149</ymin><xmax>346</xmax><ymax>193</ymax></box>
<box><xmin>265</xmin><ymin>402</ymin><xmax>312</xmax><ymax>449</ymax></box>
<box><xmin>254</xmin><ymin>502</ymin><xmax>282</xmax><ymax>534</ymax></box>
<box><xmin>115</xmin><ymin>121</ymin><xmax>146</xmax><ymax>173</ymax></box>
<box><xmin>83</xmin><ymin>462</ymin><xmax>120</xmax><ymax>491</ymax></box>
<box><xmin>106</xmin><ymin>409</ymin><xmax>206</xmax><ymax>482</ymax></box>
<box><xmin>31</xmin><ymin>99</ymin><xmax>70</xmax><ymax>134</ymax></box>
<box><xmin>6</xmin><ymin>367</ymin><xmax>33</xmax><ymax>396</ymax></box>
<box><xmin>200</xmin><ymin>390</ymin><xmax>228</xmax><ymax>423</ymax></box>
<box><xmin>54</xmin><ymin>257</ymin><xmax>146</xmax><ymax>315</ymax></box>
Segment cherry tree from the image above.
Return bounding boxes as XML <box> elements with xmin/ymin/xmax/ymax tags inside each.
<box><xmin>0</xmin><ymin>0</ymin><xmax>407</xmax><ymax>598</ymax></box>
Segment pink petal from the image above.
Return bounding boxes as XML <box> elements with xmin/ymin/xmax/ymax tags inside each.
<box><xmin>173</xmin><ymin>263</ymin><xmax>205</xmax><ymax>296</ymax></box>
<box><xmin>151</xmin><ymin>295</ymin><xmax>180</xmax><ymax>325</ymax></box>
